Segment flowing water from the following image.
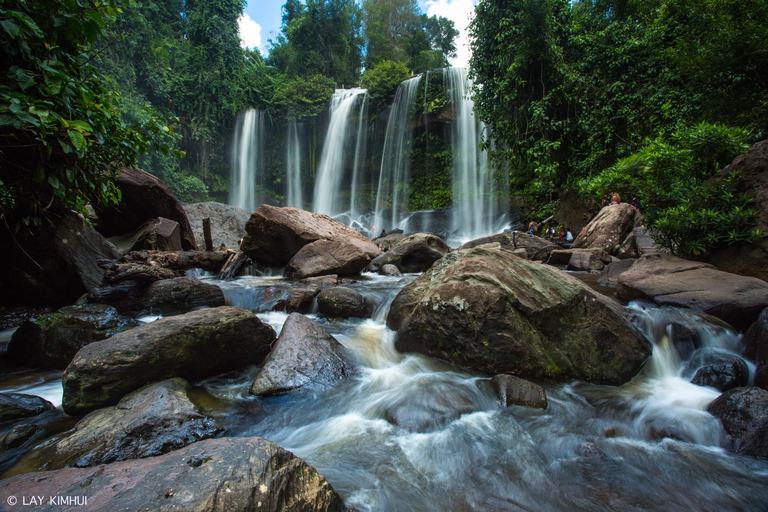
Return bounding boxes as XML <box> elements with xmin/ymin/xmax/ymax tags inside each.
<box><xmin>195</xmin><ymin>274</ymin><xmax>768</xmax><ymax>511</ymax></box>
<box><xmin>229</xmin><ymin>108</ymin><xmax>264</xmax><ymax>212</ymax></box>
<box><xmin>286</xmin><ymin>118</ymin><xmax>303</xmax><ymax>209</ymax></box>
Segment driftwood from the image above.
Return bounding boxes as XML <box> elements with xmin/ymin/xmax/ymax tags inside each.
<box><xmin>121</xmin><ymin>250</ymin><xmax>229</xmax><ymax>271</ymax></box>
<box><xmin>216</xmin><ymin>251</ymin><xmax>248</xmax><ymax>280</ymax></box>
<box><xmin>202</xmin><ymin>218</ymin><xmax>214</xmax><ymax>251</ymax></box>
<box><xmin>102</xmin><ymin>262</ymin><xmax>179</xmax><ymax>284</ymax></box>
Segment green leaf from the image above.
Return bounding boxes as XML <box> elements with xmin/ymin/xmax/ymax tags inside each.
<box><xmin>68</xmin><ymin>129</ymin><xmax>86</xmax><ymax>150</ymax></box>
<box><xmin>48</xmin><ymin>176</ymin><xmax>60</xmax><ymax>190</ymax></box>
<box><xmin>0</xmin><ymin>20</ymin><xmax>20</xmax><ymax>38</ymax></box>
<box><xmin>69</xmin><ymin>120</ymin><xmax>92</xmax><ymax>132</ymax></box>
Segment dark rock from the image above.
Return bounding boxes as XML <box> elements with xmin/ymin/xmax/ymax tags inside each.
<box><xmin>8</xmin><ymin>304</ymin><xmax>134</xmax><ymax>369</ymax></box>
<box><xmin>184</xmin><ymin>202</ymin><xmax>251</xmax><ymax>251</ymax></box>
<box><xmin>0</xmin><ymin>394</ymin><xmax>55</xmax><ymax>422</ymax></box>
<box><xmin>708</xmin><ymin>387</ymin><xmax>768</xmax><ymax>459</ymax></box>
<box><xmin>286</xmin><ymin>239</ymin><xmax>371</xmax><ymax>279</ymax></box>
<box><xmin>459</xmin><ymin>232</ymin><xmax>557</xmax><ymax>261</ymax></box>
<box><xmin>108</xmin><ymin>217</ymin><xmax>182</xmax><ymax>255</ymax></box>
<box><xmin>370</xmin><ymin>233</ymin><xmax>450</xmax><ymax>273</ymax></box>
<box><xmin>572</xmin><ymin>203</ymin><xmax>644</xmax><ymax>257</ymax></box>
<box><xmin>744</xmin><ymin>307</ymin><xmax>768</xmax><ymax>389</ymax></box>
<box><xmin>38</xmin><ymin>379</ymin><xmax>220</xmax><ymax>469</ymax></box>
<box><xmin>597</xmin><ymin>259</ymin><xmax>636</xmax><ymax>287</ymax></box>
<box><xmin>616</xmin><ymin>253</ymin><xmax>768</xmax><ymax>330</ymax></box>
<box><xmin>241</xmin><ymin>205</ymin><xmax>380</xmax><ymax>266</ymax></box>
<box><xmin>250</xmin><ymin>313</ymin><xmax>356</xmax><ymax>396</ymax></box>
<box><xmin>95</xmin><ymin>166</ymin><xmax>196</xmax><ymax>250</ymax></box>
<box><xmin>372</xmin><ymin>233</ymin><xmax>406</xmax><ymax>251</ymax></box>
<box><xmin>88</xmin><ymin>276</ymin><xmax>225</xmax><ymax>318</ymax></box>
<box><xmin>553</xmin><ymin>190</ymin><xmax>600</xmax><ymax>237</ymax></box>
<box><xmin>0</xmin><ymin>437</ymin><xmax>346</xmax><ymax>512</ymax></box>
<box><xmin>62</xmin><ymin>306</ymin><xmax>276</xmax><ymax>415</ymax></box>
<box><xmin>3</xmin><ymin>424</ymin><xmax>38</xmax><ymax>448</ymax></box>
<box><xmin>615</xmin><ymin>231</ymin><xmax>640</xmax><ymax>259</ymax></box>
<box><xmin>490</xmin><ymin>374</ymin><xmax>547</xmax><ymax>409</ymax></box>
<box><xmin>286</xmin><ymin>286</ymin><xmax>321</xmax><ymax>313</ymax></box>
<box><xmin>388</xmin><ymin>248</ymin><xmax>651</xmax><ymax>385</ymax></box>
<box><xmin>317</xmin><ymin>287</ymin><xmax>373</xmax><ymax>318</ymax></box>
<box><xmin>380</xmin><ymin>264</ymin><xmax>401</xmax><ymax>277</ymax></box>
<box><xmin>691</xmin><ymin>360</ymin><xmax>749</xmax><ymax>391</ymax></box>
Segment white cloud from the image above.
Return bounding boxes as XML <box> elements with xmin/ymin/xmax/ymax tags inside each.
<box><xmin>238</xmin><ymin>13</ymin><xmax>264</xmax><ymax>55</ymax></box>
<box><xmin>424</xmin><ymin>0</ymin><xmax>477</xmax><ymax>69</ymax></box>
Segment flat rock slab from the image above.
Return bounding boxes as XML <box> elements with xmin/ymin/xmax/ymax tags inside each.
<box><xmin>0</xmin><ymin>437</ymin><xmax>346</xmax><ymax>512</ymax></box>
<box><xmin>62</xmin><ymin>306</ymin><xmax>276</xmax><ymax>415</ymax></box>
<box><xmin>617</xmin><ymin>253</ymin><xmax>768</xmax><ymax>330</ymax></box>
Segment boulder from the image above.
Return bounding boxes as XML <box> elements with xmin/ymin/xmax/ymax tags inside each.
<box><xmin>553</xmin><ymin>190</ymin><xmax>600</xmax><ymax>237</ymax></box>
<box><xmin>184</xmin><ymin>202</ymin><xmax>251</xmax><ymax>251</ymax></box>
<box><xmin>317</xmin><ymin>287</ymin><xmax>373</xmax><ymax>318</ymax></box>
<box><xmin>107</xmin><ymin>217</ymin><xmax>182</xmax><ymax>255</ymax></box>
<box><xmin>380</xmin><ymin>264</ymin><xmax>401</xmax><ymax>277</ymax></box>
<box><xmin>286</xmin><ymin>239</ymin><xmax>371</xmax><ymax>279</ymax></box>
<box><xmin>94</xmin><ymin>166</ymin><xmax>196</xmax><ymax>250</ymax></box>
<box><xmin>88</xmin><ymin>276</ymin><xmax>226</xmax><ymax>318</ymax></box>
<box><xmin>616</xmin><ymin>253</ymin><xmax>768</xmax><ymax>330</ymax></box>
<box><xmin>62</xmin><ymin>306</ymin><xmax>276</xmax><ymax>415</ymax></box>
<box><xmin>548</xmin><ymin>248</ymin><xmax>612</xmax><ymax>271</ymax></box>
<box><xmin>708</xmin><ymin>387</ymin><xmax>768</xmax><ymax>459</ymax></box>
<box><xmin>372</xmin><ymin>233</ymin><xmax>406</xmax><ymax>251</ymax></box>
<box><xmin>490</xmin><ymin>374</ymin><xmax>547</xmax><ymax>409</ymax></box>
<box><xmin>459</xmin><ymin>232</ymin><xmax>557</xmax><ymax>261</ymax></box>
<box><xmin>369</xmin><ymin>233</ymin><xmax>450</xmax><ymax>273</ymax></box>
<box><xmin>0</xmin><ymin>210</ymin><xmax>120</xmax><ymax>306</ymax></box>
<box><xmin>250</xmin><ymin>313</ymin><xmax>356</xmax><ymax>396</ymax></box>
<box><xmin>633</xmin><ymin>226</ymin><xmax>659</xmax><ymax>255</ymax></box>
<box><xmin>572</xmin><ymin>203</ymin><xmax>643</xmax><ymax>257</ymax></box>
<box><xmin>0</xmin><ymin>394</ymin><xmax>55</xmax><ymax>422</ymax></box>
<box><xmin>0</xmin><ymin>437</ymin><xmax>346</xmax><ymax>512</ymax></box>
<box><xmin>388</xmin><ymin>248</ymin><xmax>651</xmax><ymax>385</ymax></box>
<box><xmin>707</xmin><ymin>140</ymin><xmax>768</xmax><ymax>282</ymax></box>
<box><xmin>744</xmin><ymin>307</ymin><xmax>768</xmax><ymax>389</ymax></box>
<box><xmin>241</xmin><ymin>205</ymin><xmax>380</xmax><ymax>265</ymax></box>
<box><xmin>8</xmin><ymin>304</ymin><xmax>134</xmax><ymax>369</ymax></box>
<box><xmin>597</xmin><ymin>259</ymin><xmax>637</xmax><ymax>287</ymax></box>
<box><xmin>38</xmin><ymin>379</ymin><xmax>220</xmax><ymax>469</ymax></box>
<box><xmin>615</xmin><ymin>231</ymin><xmax>640</xmax><ymax>259</ymax></box>
<box><xmin>286</xmin><ymin>285</ymin><xmax>321</xmax><ymax>313</ymax></box>
<box><xmin>691</xmin><ymin>360</ymin><xmax>749</xmax><ymax>391</ymax></box>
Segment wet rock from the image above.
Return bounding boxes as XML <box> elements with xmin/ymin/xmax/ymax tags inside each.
<box><xmin>490</xmin><ymin>374</ymin><xmax>547</xmax><ymax>409</ymax></box>
<box><xmin>744</xmin><ymin>307</ymin><xmax>768</xmax><ymax>389</ymax></box>
<box><xmin>565</xmin><ymin>249</ymin><xmax>613</xmax><ymax>271</ymax></box>
<box><xmin>7</xmin><ymin>304</ymin><xmax>134</xmax><ymax>369</ymax></box>
<box><xmin>62</xmin><ymin>306</ymin><xmax>276</xmax><ymax>415</ymax></box>
<box><xmin>0</xmin><ymin>437</ymin><xmax>346</xmax><ymax>512</ymax></box>
<box><xmin>572</xmin><ymin>203</ymin><xmax>644</xmax><ymax>258</ymax></box>
<box><xmin>88</xmin><ymin>276</ymin><xmax>225</xmax><ymax>318</ymax></box>
<box><xmin>286</xmin><ymin>286</ymin><xmax>321</xmax><ymax>313</ymax></box>
<box><xmin>708</xmin><ymin>387</ymin><xmax>768</xmax><ymax>459</ymax></box>
<box><xmin>0</xmin><ymin>394</ymin><xmax>55</xmax><ymax>422</ymax></box>
<box><xmin>302</xmin><ymin>275</ymin><xmax>339</xmax><ymax>286</ymax></box>
<box><xmin>380</xmin><ymin>264</ymin><xmax>401</xmax><ymax>277</ymax></box>
<box><xmin>3</xmin><ymin>424</ymin><xmax>38</xmax><ymax>448</ymax></box>
<box><xmin>184</xmin><ymin>201</ymin><xmax>251</xmax><ymax>251</ymax></box>
<box><xmin>250</xmin><ymin>314</ymin><xmax>356</xmax><ymax>396</ymax></box>
<box><xmin>616</xmin><ymin>253</ymin><xmax>768</xmax><ymax>330</ymax></box>
<box><xmin>286</xmin><ymin>239</ymin><xmax>371</xmax><ymax>279</ymax></box>
<box><xmin>241</xmin><ymin>205</ymin><xmax>380</xmax><ymax>266</ymax></box>
<box><xmin>370</xmin><ymin>233</ymin><xmax>450</xmax><ymax>273</ymax></box>
<box><xmin>597</xmin><ymin>259</ymin><xmax>636</xmax><ymax>287</ymax></box>
<box><xmin>317</xmin><ymin>287</ymin><xmax>373</xmax><ymax>318</ymax></box>
<box><xmin>108</xmin><ymin>217</ymin><xmax>182</xmax><ymax>255</ymax></box>
<box><xmin>94</xmin><ymin>166</ymin><xmax>196</xmax><ymax>250</ymax></box>
<box><xmin>691</xmin><ymin>360</ymin><xmax>749</xmax><ymax>391</ymax></box>
<box><xmin>372</xmin><ymin>233</ymin><xmax>406</xmax><ymax>251</ymax></box>
<box><xmin>383</xmin><ymin>390</ymin><xmax>477</xmax><ymax>433</ymax></box>
<box><xmin>39</xmin><ymin>379</ymin><xmax>220</xmax><ymax>469</ymax></box>
<box><xmin>459</xmin><ymin>232</ymin><xmax>557</xmax><ymax>261</ymax></box>
<box><xmin>388</xmin><ymin>248</ymin><xmax>651</xmax><ymax>385</ymax></box>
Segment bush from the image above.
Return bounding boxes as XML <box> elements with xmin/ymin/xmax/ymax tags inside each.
<box><xmin>362</xmin><ymin>60</ymin><xmax>411</xmax><ymax>111</ymax></box>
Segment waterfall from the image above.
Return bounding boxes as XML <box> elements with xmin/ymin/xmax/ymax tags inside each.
<box><xmin>374</xmin><ymin>75</ymin><xmax>423</xmax><ymax>232</ymax></box>
<box><xmin>229</xmin><ymin>109</ymin><xmax>264</xmax><ymax>213</ymax></box>
<box><xmin>313</xmin><ymin>89</ymin><xmax>367</xmax><ymax>218</ymax></box>
<box><xmin>349</xmin><ymin>95</ymin><xmax>369</xmax><ymax>222</ymax></box>
<box><xmin>286</xmin><ymin>119</ymin><xmax>303</xmax><ymax>208</ymax></box>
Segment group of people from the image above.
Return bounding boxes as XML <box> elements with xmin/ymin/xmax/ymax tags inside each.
<box><xmin>603</xmin><ymin>192</ymin><xmax>640</xmax><ymax>209</ymax></box>
<box><xmin>527</xmin><ymin>220</ymin><xmax>573</xmax><ymax>243</ymax></box>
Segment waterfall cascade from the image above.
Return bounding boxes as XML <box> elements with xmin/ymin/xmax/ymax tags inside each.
<box><xmin>285</xmin><ymin>119</ymin><xmax>303</xmax><ymax>209</ymax></box>
<box><xmin>229</xmin><ymin>109</ymin><xmax>264</xmax><ymax>212</ymax></box>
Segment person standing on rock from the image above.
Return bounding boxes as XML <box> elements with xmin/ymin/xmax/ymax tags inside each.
<box><xmin>528</xmin><ymin>220</ymin><xmax>538</xmax><ymax>236</ymax></box>
<box><xmin>610</xmin><ymin>192</ymin><xmax>621</xmax><ymax>205</ymax></box>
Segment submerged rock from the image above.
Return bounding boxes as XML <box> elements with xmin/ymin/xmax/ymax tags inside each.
<box><xmin>39</xmin><ymin>379</ymin><xmax>220</xmax><ymax>469</ymax></box>
<box><xmin>8</xmin><ymin>304</ymin><xmax>134</xmax><ymax>369</ymax></box>
<box><xmin>317</xmin><ymin>287</ymin><xmax>373</xmax><ymax>318</ymax></box>
<box><xmin>0</xmin><ymin>394</ymin><xmax>55</xmax><ymax>422</ymax></box>
<box><xmin>572</xmin><ymin>203</ymin><xmax>643</xmax><ymax>258</ymax></box>
<box><xmin>250</xmin><ymin>313</ymin><xmax>356</xmax><ymax>396</ymax></box>
<box><xmin>388</xmin><ymin>248</ymin><xmax>651</xmax><ymax>385</ymax></box>
<box><xmin>708</xmin><ymin>387</ymin><xmax>768</xmax><ymax>459</ymax></box>
<box><xmin>286</xmin><ymin>239</ymin><xmax>371</xmax><ymax>279</ymax></box>
<box><xmin>62</xmin><ymin>306</ymin><xmax>276</xmax><ymax>415</ymax></box>
<box><xmin>490</xmin><ymin>374</ymin><xmax>547</xmax><ymax>409</ymax></box>
<box><xmin>370</xmin><ymin>233</ymin><xmax>450</xmax><ymax>273</ymax></box>
<box><xmin>0</xmin><ymin>437</ymin><xmax>346</xmax><ymax>512</ymax></box>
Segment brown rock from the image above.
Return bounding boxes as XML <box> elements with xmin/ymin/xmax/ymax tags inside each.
<box><xmin>286</xmin><ymin>285</ymin><xmax>322</xmax><ymax>313</ymax></box>
<box><xmin>317</xmin><ymin>287</ymin><xmax>373</xmax><ymax>318</ymax></box>
<box><xmin>490</xmin><ymin>374</ymin><xmax>547</xmax><ymax>409</ymax></box>
<box><xmin>597</xmin><ymin>259</ymin><xmax>637</xmax><ymax>287</ymax></box>
<box><xmin>572</xmin><ymin>203</ymin><xmax>643</xmax><ymax>257</ymax></box>
<box><xmin>286</xmin><ymin>239</ymin><xmax>371</xmax><ymax>279</ymax></box>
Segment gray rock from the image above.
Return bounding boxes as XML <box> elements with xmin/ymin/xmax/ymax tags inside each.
<box><xmin>490</xmin><ymin>374</ymin><xmax>547</xmax><ymax>409</ymax></box>
<box><xmin>460</xmin><ymin>232</ymin><xmax>557</xmax><ymax>261</ymax></box>
<box><xmin>184</xmin><ymin>201</ymin><xmax>250</xmax><ymax>251</ymax></box>
<box><xmin>370</xmin><ymin>233</ymin><xmax>450</xmax><ymax>273</ymax></box>
<box><xmin>380</xmin><ymin>264</ymin><xmax>401</xmax><ymax>277</ymax></box>
<box><xmin>691</xmin><ymin>360</ymin><xmax>749</xmax><ymax>391</ymax></box>
<box><xmin>597</xmin><ymin>259</ymin><xmax>637</xmax><ymax>287</ymax></box>
<box><xmin>317</xmin><ymin>287</ymin><xmax>373</xmax><ymax>318</ymax></box>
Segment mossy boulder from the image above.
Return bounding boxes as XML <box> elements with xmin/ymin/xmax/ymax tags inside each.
<box><xmin>388</xmin><ymin>248</ymin><xmax>651</xmax><ymax>385</ymax></box>
<box><xmin>62</xmin><ymin>306</ymin><xmax>276</xmax><ymax>415</ymax></box>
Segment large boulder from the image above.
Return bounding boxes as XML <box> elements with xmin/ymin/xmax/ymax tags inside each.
<box><xmin>616</xmin><ymin>253</ymin><xmax>768</xmax><ymax>331</ymax></box>
<box><xmin>8</xmin><ymin>304</ymin><xmax>134</xmax><ymax>369</ymax></box>
<box><xmin>107</xmin><ymin>217</ymin><xmax>182</xmax><ymax>255</ymax></box>
<box><xmin>88</xmin><ymin>276</ymin><xmax>225</xmax><ymax>318</ymax></box>
<box><xmin>707</xmin><ymin>140</ymin><xmax>768</xmax><ymax>282</ymax></box>
<box><xmin>0</xmin><ymin>437</ymin><xmax>346</xmax><ymax>512</ymax></box>
<box><xmin>459</xmin><ymin>232</ymin><xmax>557</xmax><ymax>261</ymax></box>
<box><xmin>0</xmin><ymin>394</ymin><xmax>55</xmax><ymax>422</ymax></box>
<box><xmin>62</xmin><ymin>306</ymin><xmax>276</xmax><ymax>415</ymax></box>
<box><xmin>184</xmin><ymin>201</ymin><xmax>251</xmax><ymax>251</ymax></box>
<box><xmin>317</xmin><ymin>287</ymin><xmax>373</xmax><ymax>318</ymax></box>
<box><xmin>572</xmin><ymin>203</ymin><xmax>643</xmax><ymax>258</ymax></box>
<box><xmin>388</xmin><ymin>248</ymin><xmax>651</xmax><ymax>385</ymax></box>
<box><xmin>95</xmin><ymin>166</ymin><xmax>196</xmax><ymax>250</ymax></box>
<box><xmin>286</xmin><ymin>239</ymin><xmax>371</xmax><ymax>279</ymax></box>
<box><xmin>37</xmin><ymin>379</ymin><xmax>220</xmax><ymax>469</ymax></box>
<box><xmin>372</xmin><ymin>232</ymin><xmax>406</xmax><ymax>251</ymax></box>
<box><xmin>708</xmin><ymin>387</ymin><xmax>768</xmax><ymax>459</ymax></box>
<box><xmin>0</xmin><ymin>210</ymin><xmax>119</xmax><ymax>306</ymax></box>
<box><xmin>250</xmin><ymin>313</ymin><xmax>356</xmax><ymax>396</ymax></box>
<box><xmin>744</xmin><ymin>307</ymin><xmax>768</xmax><ymax>389</ymax></box>
<box><xmin>369</xmin><ymin>233</ymin><xmax>450</xmax><ymax>273</ymax></box>
<box><xmin>241</xmin><ymin>205</ymin><xmax>380</xmax><ymax>265</ymax></box>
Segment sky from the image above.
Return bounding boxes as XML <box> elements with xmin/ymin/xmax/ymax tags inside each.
<box><xmin>238</xmin><ymin>0</ymin><xmax>479</xmax><ymax>68</ymax></box>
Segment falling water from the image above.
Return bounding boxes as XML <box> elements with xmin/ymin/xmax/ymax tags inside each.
<box><xmin>229</xmin><ymin>109</ymin><xmax>264</xmax><ymax>213</ymax></box>
<box><xmin>313</xmin><ymin>89</ymin><xmax>368</xmax><ymax>217</ymax></box>
<box><xmin>286</xmin><ymin>119</ymin><xmax>303</xmax><ymax>208</ymax></box>
<box><xmin>374</xmin><ymin>75</ymin><xmax>423</xmax><ymax>232</ymax></box>
<box><xmin>349</xmin><ymin>95</ymin><xmax>369</xmax><ymax>222</ymax></box>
